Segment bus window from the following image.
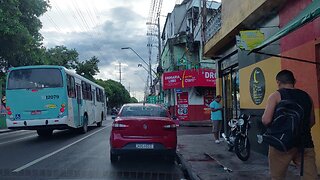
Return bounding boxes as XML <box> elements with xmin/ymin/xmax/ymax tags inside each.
<box><xmin>96</xmin><ymin>88</ymin><xmax>99</xmax><ymax>102</ymax></box>
<box><xmin>96</xmin><ymin>88</ymin><xmax>103</xmax><ymax>102</ymax></box>
<box><xmin>67</xmin><ymin>75</ymin><xmax>76</xmax><ymax>98</ymax></box>
<box><xmin>87</xmin><ymin>84</ymin><xmax>92</xmax><ymax>101</ymax></box>
<box><xmin>8</xmin><ymin>68</ymin><xmax>63</xmax><ymax>89</ymax></box>
<box><xmin>81</xmin><ymin>81</ymin><xmax>92</xmax><ymax>101</ymax></box>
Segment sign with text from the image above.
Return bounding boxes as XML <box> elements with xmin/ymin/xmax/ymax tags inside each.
<box><xmin>162</xmin><ymin>69</ymin><xmax>216</xmax><ymax>90</ymax></box>
<box><xmin>176</xmin><ymin>92</ymin><xmax>188</xmax><ymax>121</ymax></box>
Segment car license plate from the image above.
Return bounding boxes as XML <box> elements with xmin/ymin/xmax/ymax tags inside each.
<box><xmin>135</xmin><ymin>144</ymin><xmax>154</xmax><ymax>149</ymax></box>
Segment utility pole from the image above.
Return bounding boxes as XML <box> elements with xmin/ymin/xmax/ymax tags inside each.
<box><xmin>202</xmin><ymin>0</ymin><xmax>207</xmax><ymax>45</ymax></box>
<box><xmin>119</xmin><ymin>62</ymin><xmax>122</xmax><ymax>84</ymax></box>
<box><xmin>157</xmin><ymin>16</ymin><xmax>163</xmax><ymax>103</ymax></box>
<box><xmin>148</xmin><ymin>49</ymin><xmax>153</xmax><ymax>95</ymax></box>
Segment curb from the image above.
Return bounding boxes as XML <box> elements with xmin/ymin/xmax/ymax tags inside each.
<box><xmin>179</xmin><ymin>124</ymin><xmax>212</xmax><ymax>127</ymax></box>
<box><xmin>176</xmin><ymin>151</ymin><xmax>200</xmax><ymax>180</ymax></box>
<box><xmin>178</xmin><ymin>121</ymin><xmax>212</xmax><ymax>127</ymax></box>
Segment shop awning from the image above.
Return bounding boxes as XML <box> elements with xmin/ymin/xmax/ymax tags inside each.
<box><xmin>250</xmin><ymin>0</ymin><xmax>320</xmax><ymax>53</ymax></box>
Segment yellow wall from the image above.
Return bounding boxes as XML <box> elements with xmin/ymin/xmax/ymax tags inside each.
<box><xmin>204</xmin><ymin>0</ymin><xmax>286</xmax><ymax>57</ymax></box>
<box><xmin>221</xmin><ymin>0</ymin><xmax>265</xmax><ymax>36</ymax></box>
<box><xmin>204</xmin><ymin>0</ymin><xmax>266</xmax><ymax>55</ymax></box>
<box><xmin>239</xmin><ymin>57</ymin><xmax>281</xmax><ymax>109</ymax></box>
<box><xmin>215</xmin><ymin>77</ymin><xmax>222</xmax><ymax>96</ymax></box>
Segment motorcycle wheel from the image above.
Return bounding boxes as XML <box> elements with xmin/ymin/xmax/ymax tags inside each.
<box><xmin>234</xmin><ymin>135</ymin><xmax>250</xmax><ymax>161</ymax></box>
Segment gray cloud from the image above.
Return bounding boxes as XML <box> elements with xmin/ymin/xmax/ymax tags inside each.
<box><xmin>41</xmin><ymin>1</ymin><xmax>165</xmax><ymax>100</ymax></box>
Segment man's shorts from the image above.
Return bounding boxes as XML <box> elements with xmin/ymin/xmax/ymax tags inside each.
<box><xmin>212</xmin><ymin>120</ymin><xmax>222</xmax><ymax>133</ymax></box>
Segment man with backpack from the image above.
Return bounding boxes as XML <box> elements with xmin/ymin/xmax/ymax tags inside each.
<box><xmin>262</xmin><ymin>70</ymin><xmax>318</xmax><ymax>180</ymax></box>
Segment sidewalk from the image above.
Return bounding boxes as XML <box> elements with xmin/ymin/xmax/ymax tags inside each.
<box><xmin>177</xmin><ymin>131</ymin><xmax>300</xmax><ymax>180</ymax></box>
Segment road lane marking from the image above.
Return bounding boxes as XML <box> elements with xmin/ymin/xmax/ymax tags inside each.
<box><xmin>12</xmin><ymin>125</ymin><xmax>110</xmax><ymax>173</ymax></box>
<box><xmin>0</xmin><ymin>134</ymin><xmax>37</xmax><ymax>146</ymax></box>
<box><xmin>0</xmin><ymin>130</ymin><xmax>28</xmax><ymax>136</ymax></box>
<box><xmin>0</xmin><ymin>131</ymin><xmax>35</xmax><ymax>141</ymax></box>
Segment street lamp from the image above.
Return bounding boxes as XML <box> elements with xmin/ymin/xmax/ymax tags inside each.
<box><xmin>121</xmin><ymin>47</ymin><xmax>157</xmax><ymax>75</ymax></box>
<box><xmin>138</xmin><ymin>64</ymin><xmax>156</xmax><ymax>79</ymax></box>
<box><xmin>121</xmin><ymin>47</ymin><xmax>149</xmax><ymax>67</ymax></box>
<box><xmin>121</xmin><ymin>47</ymin><xmax>154</xmax><ymax>94</ymax></box>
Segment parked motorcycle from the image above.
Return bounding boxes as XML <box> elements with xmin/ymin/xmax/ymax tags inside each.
<box><xmin>222</xmin><ymin>114</ymin><xmax>251</xmax><ymax>161</ymax></box>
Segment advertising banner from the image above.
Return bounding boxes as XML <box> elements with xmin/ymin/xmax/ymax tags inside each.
<box><xmin>163</xmin><ymin>69</ymin><xmax>216</xmax><ymax>90</ymax></box>
<box><xmin>236</xmin><ymin>30</ymin><xmax>265</xmax><ymax>50</ymax></box>
<box><xmin>176</xmin><ymin>92</ymin><xmax>188</xmax><ymax>121</ymax></box>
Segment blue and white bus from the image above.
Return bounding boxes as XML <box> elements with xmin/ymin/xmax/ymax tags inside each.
<box><xmin>5</xmin><ymin>65</ymin><xmax>106</xmax><ymax>136</ymax></box>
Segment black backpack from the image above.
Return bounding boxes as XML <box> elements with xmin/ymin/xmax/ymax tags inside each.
<box><xmin>263</xmin><ymin>100</ymin><xmax>305</xmax><ymax>152</ymax></box>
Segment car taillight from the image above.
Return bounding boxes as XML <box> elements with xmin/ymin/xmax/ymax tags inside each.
<box><xmin>112</xmin><ymin>123</ymin><xmax>129</xmax><ymax>128</ymax></box>
<box><xmin>163</xmin><ymin>124</ymin><xmax>177</xmax><ymax>129</ymax></box>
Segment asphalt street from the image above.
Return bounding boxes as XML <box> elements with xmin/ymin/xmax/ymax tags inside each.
<box><xmin>0</xmin><ymin>116</ymin><xmax>185</xmax><ymax>180</ymax></box>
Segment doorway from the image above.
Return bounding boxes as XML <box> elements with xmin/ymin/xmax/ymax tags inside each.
<box><xmin>222</xmin><ymin>65</ymin><xmax>240</xmax><ymax>134</ymax></box>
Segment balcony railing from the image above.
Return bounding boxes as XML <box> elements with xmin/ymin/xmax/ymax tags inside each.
<box><xmin>205</xmin><ymin>7</ymin><xmax>221</xmax><ymax>43</ymax></box>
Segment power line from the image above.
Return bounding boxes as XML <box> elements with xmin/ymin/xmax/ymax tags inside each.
<box><xmin>45</xmin><ymin>14</ymin><xmax>62</xmax><ymax>32</ymax></box>
<box><xmin>65</xmin><ymin>1</ymin><xmax>87</xmax><ymax>32</ymax></box>
<box><xmin>72</xmin><ymin>0</ymin><xmax>91</xmax><ymax>31</ymax></box>
<box><xmin>83</xmin><ymin>0</ymin><xmax>98</xmax><ymax>27</ymax></box>
<box><xmin>52</xmin><ymin>1</ymin><xmax>75</xmax><ymax>32</ymax></box>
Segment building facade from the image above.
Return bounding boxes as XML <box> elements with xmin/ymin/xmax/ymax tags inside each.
<box><xmin>204</xmin><ymin>0</ymin><xmax>320</xmax><ymax>172</ymax></box>
<box><xmin>161</xmin><ymin>0</ymin><xmax>220</xmax><ymax>121</ymax></box>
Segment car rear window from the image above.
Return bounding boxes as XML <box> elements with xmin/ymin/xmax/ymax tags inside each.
<box><xmin>120</xmin><ymin>105</ymin><xmax>168</xmax><ymax>117</ymax></box>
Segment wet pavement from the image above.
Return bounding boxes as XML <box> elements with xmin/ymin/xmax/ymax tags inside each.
<box><xmin>0</xmin><ymin>117</ymin><xmax>185</xmax><ymax>180</ymax></box>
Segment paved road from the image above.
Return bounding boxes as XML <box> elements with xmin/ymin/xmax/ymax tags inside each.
<box><xmin>0</xmin><ymin>116</ymin><xmax>185</xmax><ymax>180</ymax></box>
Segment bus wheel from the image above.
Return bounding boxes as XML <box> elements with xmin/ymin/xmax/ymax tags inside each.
<box><xmin>37</xmin><ymin>129</ymin><xmax>53</xmax><ymax>137</ymax></box>
<box><xmin>97</xmin><ymin>113</ymin><xmax>103</xmax><ymax>127</ymax></box>
<box><xmin>80</xmin><ymin>115</ymin><xmax>88</xmax><ymax>134</ymax></box>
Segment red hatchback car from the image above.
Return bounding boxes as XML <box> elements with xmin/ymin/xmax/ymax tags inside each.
<box><xmin>109</xmin><ymin>103</ymin><xmax>177</xmax><ymax>163</ymax></box>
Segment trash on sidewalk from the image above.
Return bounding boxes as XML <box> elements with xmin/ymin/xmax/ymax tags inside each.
<box><xmin>204</xmin><ymin>153</ymin><xmax>233</xmax><ymax>173</ymax></box>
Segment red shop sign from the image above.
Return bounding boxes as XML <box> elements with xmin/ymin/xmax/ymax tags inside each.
<box><xmin>162</xmin><ymin>69</ymin><xmax>216</xmax><ymax>90</ymax></box>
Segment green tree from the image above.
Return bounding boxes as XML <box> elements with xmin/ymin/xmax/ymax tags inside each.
<box><xmin>130</xmin><ymin>97</ymin><xmax>138</xmax><ymax>103</ymax></box>
<box><xmin>76</xmin><ymin>56</ymin><xmax>100</xmax><ymax>80</ymax></box>
<box><xmin>0</xmin><ymin>0</ymin><xmax>50</xmax><ymax>69</ymax></box>
<box><xmin>96</xmin><ymin>79</ymin><xmax>132</xmax><ymax>108</ymax></box>
<box><xmin>45</xmin><ymin>46</ymin><xmax>79</xmax><ymax>69</ymax></box>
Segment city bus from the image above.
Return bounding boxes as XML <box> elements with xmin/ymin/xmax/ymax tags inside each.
<box><xmin>5</xmin><ymin>65</ymin><xmax>106</xmax><ymax>137</ymax></box>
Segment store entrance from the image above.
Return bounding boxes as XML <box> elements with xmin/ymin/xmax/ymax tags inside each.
<box><xmin>222</xmin><ymin>65</ymin><xmax>240</xmax><ymax>134</ymax></box>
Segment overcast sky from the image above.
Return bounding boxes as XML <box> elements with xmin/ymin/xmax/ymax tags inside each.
<box><xmin>39</xmin><ymin>0</ymin><xmax>220</xmax><ymax>101</ymax></box>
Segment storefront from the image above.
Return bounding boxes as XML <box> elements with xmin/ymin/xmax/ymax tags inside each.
<box><xmin>162</xmin><ymin>68</ymin><xmax>216</xmax><ymax>121</ymax></box>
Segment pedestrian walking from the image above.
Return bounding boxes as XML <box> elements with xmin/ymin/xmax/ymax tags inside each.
<box><xmin>210</xmin><ymin>95</ymin><xmax>223</xmax><ymax>144</ymax></box>
<box><xmin>262</xmin><ymin>70</ymin><xmax>318</xmax><ymax>180</ymax></box>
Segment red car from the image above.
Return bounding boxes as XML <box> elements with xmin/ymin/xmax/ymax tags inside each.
<box><xmin>109</xmin><ymin>103</ymin><xmax>177</xmax><ymax>163</ymax></box>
